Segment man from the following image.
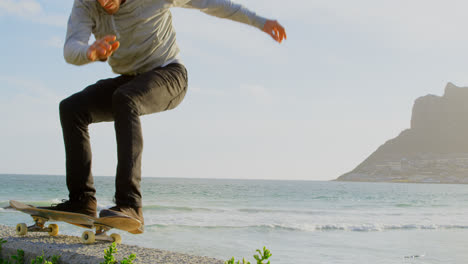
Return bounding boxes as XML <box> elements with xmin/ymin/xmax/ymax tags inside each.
<box><xmin>44</xmin><ymin>0</ymin><xmax>286</xmax><ymax>234</ymax></box>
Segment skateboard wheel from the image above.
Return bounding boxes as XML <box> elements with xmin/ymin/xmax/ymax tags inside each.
<box><xmin>81</xmin><ymin>231</ymin><xmax>95</xmax><ymax>244</ymax></box>
<box><xmin>48</xmin><ymin>224</ymin><xmax>59</xmax><ymax>236</ymax></box>
<box><xmin>16</xmin><ymin>223</ymin><xmax>28</xmax><ymax>236</ymax></box>
<box><xmin>110</xmin><ymin>233</ymin><xmax>122</xmax><ymax>244</ymax></box>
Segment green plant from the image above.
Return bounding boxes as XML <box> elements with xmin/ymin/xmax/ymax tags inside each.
<box><xmin>49</xmin><ymin>255</ymin><xmax>60</xmax><ymax>264</ymax></box>
<box><xmin>225</xmin><ymin>247</ymin><xmax>272</xmax><ymax>264</ymax></box>
<box><xmin>0</xmin><ymin>239</ymin><xmax>12</xmax><ymax>264</ymax></box>
<box><xmin>30</xmin><ymin>251</ymin><xmax>60</xmax><ymax>264</ymax></box>
<box><xmin>0</xmin><ymin>246</ymin><xmax>24</xmax><ymax>264</ymax></box>
<box><xmin>0</xmin><ymin>240</ymin><xmax>59</xmax><ymax>264</ymax></box>
<box><xmin>0</xmin><ymin>239</ymin><xmax>6</xmax><ymax>251</ymax></box>
<box><xmin>225</xmin><ymin>257</ymin><xmax>249</xmax><ymax>264</ymax></box>
<box><xmin>100</xmin><ymin>242</ymin><xmax>136</xmax><ymax>264</ymax></box>
<box><xmin>11</xmin><ymin>249</ymin><xmax>24</xmax><ymax>264</ymax></box>
<box><xmin>253</xmin><ymin>247</ymin><xmax>272</xmax><ymax>264</ymax></box>
<box><xmin>30</xmin><ymin>254</ymin><xmax>46</xmax><ymax>264</ymax></box>
<box><xmin>101</xmin><ymin>243</ymin><xmax>118</xmax><ymax>264</ymax></box>
<box><xmin>120</xmin><ymin>254</ymin><xmax>136</xmax><ymax>264</ymax></box>
<box><xmin>0</xmin><ymin>238</ymin><xmax>139</xmax><ymax>264</ymax></box>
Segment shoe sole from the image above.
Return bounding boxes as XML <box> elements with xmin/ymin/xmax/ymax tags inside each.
<box><xmin>128</xmin><ymin>226</ymin><xmax>144</xmax><ymax>234</ymax></box>
<box><xmin>97</xmin><ymin>216</ymin><xmax>142</xmax><ymax>232</ymax></box>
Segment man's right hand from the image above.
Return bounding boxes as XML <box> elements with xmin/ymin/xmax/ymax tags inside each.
<box><xmin>87</xmin><ymin>35</ymin><xmax>120</xmax><ymax>62</ymax></box>
<box><xmin>263</xmin><ymin>20</ymin><xmax>287</xmax><ymax>44</ymax></box>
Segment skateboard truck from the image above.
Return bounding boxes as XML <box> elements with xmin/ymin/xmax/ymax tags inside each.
<box><xmin>16</xmin><ymin>216</ymin><xmax>59</xmax><ymax>236</ymax></box>
<box><xmin>81</xmin><ymin>225</ymin><xmax>122</xmax><ymax>244</ymax></box>
<box><xmin>16</xmin><ymin>216</ymin><xmax>122</xmax><ymax>244</ymax></box>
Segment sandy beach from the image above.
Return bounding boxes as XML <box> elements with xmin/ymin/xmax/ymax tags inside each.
<box><xmin>0</xmin><ymin>224</ymin><xmax>224</xmax><ymax>264</ymax></box>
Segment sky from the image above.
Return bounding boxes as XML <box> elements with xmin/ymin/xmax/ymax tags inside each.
<box><xmin>1</xmin><ymin>0</ymin><xmax>468</xmax><ymax>181</ymax></box>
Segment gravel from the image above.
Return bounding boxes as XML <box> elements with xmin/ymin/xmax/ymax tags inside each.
<box><xmin>0</xmin><ymin>224</ymin><xmax>224</xmax><ymax>264</ymax></box>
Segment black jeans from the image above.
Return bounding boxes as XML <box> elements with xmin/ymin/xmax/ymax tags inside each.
<box><xmin>60</xmin><ymin>63</ymin><xmax>188</xmax><ymax>208</ymax></box>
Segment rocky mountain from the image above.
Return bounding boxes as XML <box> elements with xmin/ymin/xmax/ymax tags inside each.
<box><xmin>336</xmin><ymin>82</ymin><xmax>468</xmax><ymax>184</ymax></box>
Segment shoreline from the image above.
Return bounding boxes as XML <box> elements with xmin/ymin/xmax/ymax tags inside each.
<box><xmin>0</xmin><ymin>224</ymin><xmax>224</xmax><ymax>264</ymax></box>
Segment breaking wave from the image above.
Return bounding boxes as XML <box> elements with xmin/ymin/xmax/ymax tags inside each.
<box><xmin>146</xmin><ymin>223</ymin><xmax>468</xmax><ymax>232</ymax></box>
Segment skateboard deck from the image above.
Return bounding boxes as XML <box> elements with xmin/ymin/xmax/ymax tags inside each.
<box><xmin>9</xmin><ymin>200</ymin><xmax>142</xmax><ymax>244</ymax></box>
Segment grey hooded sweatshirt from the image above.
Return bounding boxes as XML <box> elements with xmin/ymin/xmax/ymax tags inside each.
<box><xmin>64</xmin><ymin>0</ymin><xmax>267</xmax><ymax>75</ymax></box>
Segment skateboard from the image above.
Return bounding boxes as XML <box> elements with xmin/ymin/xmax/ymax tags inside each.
<box><xmin>9</xmin><ymin>200</ymin><xmax>141</xmax><ymax>244</ymax></box>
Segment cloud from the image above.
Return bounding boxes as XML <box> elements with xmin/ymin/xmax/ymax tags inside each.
<box><xmin>0</xmin><ymin>75</ymin><xmax>63</xmax><ymax>103</ymax></box>
<box><xmin>0</xmin><ymin>0</ymin><xmax>41</xmax><ymax>16</ymax></box>
<box><xmin>42</xmin><ymin>36</ymin><xmax>64</xmax><ymax>49</ymax></box>
<box><xmin>0</xmin><ymin>0</ymin><xmax>67</xmax><ymax>27</ymax></box>
<box><xmin>308</xmin><ymin>0</ymin><xmax>468</xmax><ymax>47</ymax></box>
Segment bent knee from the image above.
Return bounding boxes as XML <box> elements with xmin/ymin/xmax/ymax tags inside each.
<box><xmin>59</xmin><ymin>96</ymin><xmax>76</xmax><ymax>115</ymax></box>
<box><xmin>59</xmin><ymin>94</ymin><xmax>91</xmax><ymax>122</ymax></box>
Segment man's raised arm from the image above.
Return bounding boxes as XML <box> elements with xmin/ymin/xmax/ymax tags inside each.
<box><xmin>178</xmin><ymin>0</ymin><xmax>286</xmax><ymax>43</ymax></box>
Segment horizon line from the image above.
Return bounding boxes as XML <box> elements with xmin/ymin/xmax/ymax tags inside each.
<box><xmin>0</xmin><ymin>173</ymin><xmax>333</xmax><ymax>182</ymax></box>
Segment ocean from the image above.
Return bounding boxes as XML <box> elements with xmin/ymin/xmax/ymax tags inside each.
<box><xmin>1</xmin><ymin>174</ymin><xmax>468</xmax><ymax>264</ymax></box>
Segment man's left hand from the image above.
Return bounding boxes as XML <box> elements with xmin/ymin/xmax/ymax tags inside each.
<box><xmin>263</xmin><ymin>20</ymin><xmax>287</xmax><ymax>44</ymax></box>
